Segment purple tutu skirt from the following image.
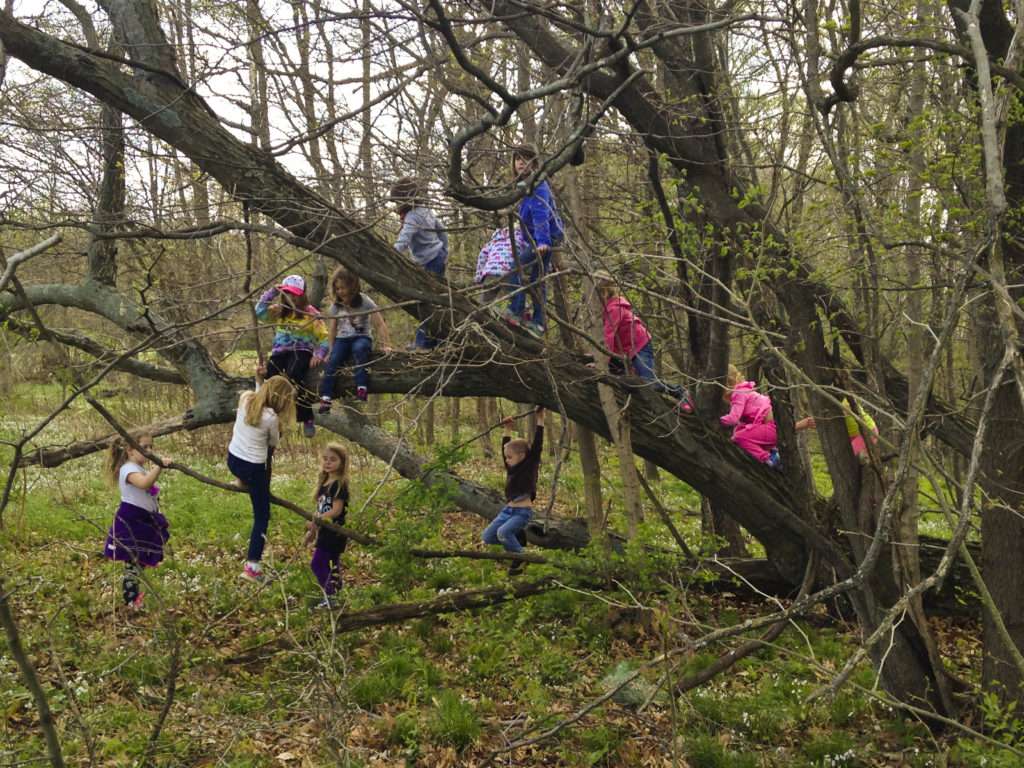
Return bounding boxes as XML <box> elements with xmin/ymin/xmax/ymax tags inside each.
<box><xmin>103</xmin><ymin>501</ymin><xmax>170</xmax><ymax>568</ymax></box>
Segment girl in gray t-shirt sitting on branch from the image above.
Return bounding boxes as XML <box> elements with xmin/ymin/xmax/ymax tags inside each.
<box><xmin>318</xmin><ymin>266</ymin><xmax>392</xmax><ymax>408</ymax></box>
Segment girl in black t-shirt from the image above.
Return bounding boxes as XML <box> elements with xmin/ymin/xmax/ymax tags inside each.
<box><xmin>305</xmin><ymin>443</ymin><xmax>350</xmax><ymax>608</ymax></box>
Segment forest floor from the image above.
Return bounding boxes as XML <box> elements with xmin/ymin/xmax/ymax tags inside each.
<box><xmin>0</xmin><ymin>378</ymin><xmax>1009</xmax><ymax>767</ymax></box>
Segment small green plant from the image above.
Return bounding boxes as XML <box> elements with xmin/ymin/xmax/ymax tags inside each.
<box><xmin>575</xmin><ymin>724</ymin><xmax>626</xmax><ymax>766</ymax></box>
<box><xmin>684</xmin><ymin>734</ymin><xmax>758</xmax><ymax>768</ymax></box>
<box><xmin>955</xmin><ymin>692</ymin><xmax>1024</xmax><ymax>767</ymax></box>
<box><xmin>386</xmin><ymin>710</ymin><xmax>421</xmax><ymax>750</ymax></box>
<box><xmin>537</xmin><ymin>645</ymin><xmax>574</xmax><ymax>685</ymax></box>
<box><xmin>427</xmin><ymin>690</ymin><xmax>480</xmax><ymax>750</ymax></box>
<box><xmin>801</xmin><ymin>732</ymin><xmax>859</xmax><ymax>766</ymax></box>
<box><xmin>348</xmin><ymin>649</ymin><xmax>424</xmax><ymax>709</ymax></box>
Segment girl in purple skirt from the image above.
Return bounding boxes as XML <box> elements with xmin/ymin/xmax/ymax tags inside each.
<box><xmin>104</xmin><ymin>435</ymin><xmax>169</xmax><ymax>609</ymax></box>
<box><xmin>303</xmin><ymin>443</ymin><xmax>349</xmax><ymax>609</ymax></box>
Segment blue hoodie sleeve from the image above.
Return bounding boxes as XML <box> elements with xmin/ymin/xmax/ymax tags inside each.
<box><xmin>529</xmin><ymin>186</ymin><xmax>552</xmax><ymax>248</ymax></box>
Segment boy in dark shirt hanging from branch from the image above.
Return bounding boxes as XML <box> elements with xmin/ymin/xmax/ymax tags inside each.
<box><xmin>482</xmin><ymin>407</ymin><xmax>545</xmax><ymax>576</ymax></box>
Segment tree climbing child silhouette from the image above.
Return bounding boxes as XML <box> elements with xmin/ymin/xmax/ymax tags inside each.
<box><xmin>255</xmin><ymin>274</ymin><xmax>329</xmax><ymax>437</ymax></box>
<box><xmin>318</xmin><ymin>266</ymin><xmax>391</xmax><ymax>409</ymax></box>
<box><xmin>303</xmin><ymin>442</ymin><xmax>350</xmax><ymax>609</ymax></box>
<box><xmin>503</xmin><ymin>145</ymin><xmax>564</xmax><ymax>335</ymax></box>
<box><xmin>482</xmin><ymin>407</ymin><xmax>545</xmax><ymax>575</ymax></box>
<box><xmin>593</xmin><ymin>269</ymin><xmax>692</xmax><ymax>411</ymax></box>
<box><xmin>721</xmin><ymin>364</ymin><xmax>814</xmax><ymax>468</ymax></box>
<box><xmin>390</xmin><ymin>177</ymin><xmax>449</xmax><ymax>349</ymax></box>
<box><xmin>104</xmin><ymin>434</ymin><xmax>170</xmax><ymax>609</ymax></box>
<box><xmin>228</xmin><ymin>371</ymin><xmax>295</xmax><ymax>583</ymax></box>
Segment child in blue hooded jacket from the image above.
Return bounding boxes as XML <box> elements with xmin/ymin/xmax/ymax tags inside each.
<box><xmin>504</xmin><ymin>145</ymin><xmax>564</xmax><ymax>335</ymax></box>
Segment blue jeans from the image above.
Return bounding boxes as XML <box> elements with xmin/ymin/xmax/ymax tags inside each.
<box><xmin>415</xmin><ymin>254</ymin><xmax>447</xmax><ymax>349</ymax></box>
<box><xmin>228</xmin><ymin>452</ymin><xmax>271</xmax><ymax>562</ymax></box>
<box><xmin>507</xmin><ymin>248</ymin><xmax>552</xmax><ymax>327</ymax></box>
<box><xmin>481</xmin><ymin>505</ymin><xmax>532</xmax><ymax>554</ymax></box>
<box><xmin>320</xmin><ymin>335</ymin><xmax>372</xmax><ymax>398</ymax></box>
<box><xmin>630</xmin><ymin>341</ymin><xmax>685</xmax><ymax>399</ymax></box>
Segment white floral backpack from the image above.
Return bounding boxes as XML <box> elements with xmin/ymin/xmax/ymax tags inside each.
<box><xmin>474</xmin><ymin>227</ymin><xmax>527</xmax><ymax>283</ymax></box>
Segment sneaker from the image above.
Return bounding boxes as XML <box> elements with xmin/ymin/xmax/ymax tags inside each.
<box><xmin>766</xmin><ymin>448</ymin><xmax>781</xmax><ymax>470</ymax></box>
<box><xmin>314</xmin><ymin>596</ymin><xmax>335</xmax><ymax>610</ymax></box>
<box><xmin>303</xmin><ymin>419</ymin><xmax>316</xmax><ymax>438</ymax></box>
<box><xmin>524</xmin><ymin>321</ymin><xmax>545</xmax><ymax>337</ymax></box>
<box><xmin>677</xmin><ymin>397</ymin><xmax>694</xmax><ymax>414</ymax></box>
<box><xmin>355</xmin><ymin>386</ymin><xmax>368</xmax><ymax>402</ymax></box>
<box><xmin>240</xmin><ymin>562</ymin><xmax>264</xmax><ymax>582</ymax></box>
<box><xmin>318</xmin><ymin>398</ymin><xmax>332</xmax><ymax>415</ymax></box>
<box><xmin>501</xmin><ymin>309</ymin><xmax>523</xmax><ymax>328</ymax></box>
<box><xmin>127</xmin><ymin>592</ymin><xmax>145</xmax><ymax>610</ymax></box>
<box><xmin>507</xmin><ymin>560</ymin><xmax>526</xmax><ymax>577</ymax></box>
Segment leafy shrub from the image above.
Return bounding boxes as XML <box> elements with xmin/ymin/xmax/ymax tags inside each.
<box><xmin>466</xmin><ymin>637</ymin><xmax>507</xmax><ymax>681</ymax></box>
<box><xmin>537</xmin><ymin>646</ymin><xmax>575</xmax><ymax>685</ymax></box>
<box><xmin>801</xmin><ymin>732</ymin><xmax>859</xmax><ymax>766</ymax></box>
<box><xmin>684</xmin><ymin>734</ymin><xmax>758</xmax><ymax>768</ymax></box>
<box><xmin>348</xmin><ymin>650</ymin><xmax>421</xmax><ymax>709</ymax></box>
<box><xmin>427</xmin><ymin>690</ymin><xmax>480</xmax><ymax>749</ymax></box>
<box><xmin>577</xmin><ymin>724</ymin><xmax>626</xmax><ymax>766</ymax></box>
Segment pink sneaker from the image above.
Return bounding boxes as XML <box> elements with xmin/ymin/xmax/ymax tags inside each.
<box><xmin>355</xmin><ymin>386</ymin><xmax>368</xmax><ymax>402</ymax></box>
<box><xmin>128</xmin><ymin>592</ymin><xmax>145</xmax><ymax>610</ymax></box>
<box><xmin>240</xmin><ymin>562</ymin><xmax>264</xmax><ymax>582</ymax></box>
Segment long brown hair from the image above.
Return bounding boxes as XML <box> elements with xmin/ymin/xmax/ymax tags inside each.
<box><xmin>330</xmin><ymin>265</ymin><xmax>363</xmax><ymax>308</ymax></box>
<box><xmin>106</xmin><ymin>433</ymin><xmax>151</xmax><ymax>487</ymax></box>
<box><xmin>274</xmin><ymin>289</ymin><xmax>310</xmax><ymax>320</ymax></box>
<box><xmin>243</xmin><ymin>375</ymin><xmax>296</xmax><ymax>427</ymax></box>
<box><xmin>313</xmin><ymin>442</ymin><xmax>350</xmax><ymax>502</ymax></box>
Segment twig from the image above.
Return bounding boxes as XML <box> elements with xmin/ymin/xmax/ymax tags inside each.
<box><xmin>0</xmin><ymin>579</ymin><xmax>66</xmax><ymax>768</ymax></box>
<box><xmin>638</xmin><ymin>472</ymin><xmax>695</xmax><ymax>559</ymax></box>
<box><xmin>0</xmin><ymin>233</ymin><xmax>62</xmax><ymax>293</ymax></box>
<box><xmin>138</xmin><ymin>634</ymin><xmax>181</xmax><ymax>768</ymax></box>
<box><xmin>448</xmin><ymin>406</ymin><xmax>539</xmax><ymax>454</ymax></box>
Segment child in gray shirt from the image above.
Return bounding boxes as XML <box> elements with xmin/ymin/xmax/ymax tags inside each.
<box><xmin>390</xmin><ymin>177</ymin><xmax>448</xmax><ymax>349</ymax></box>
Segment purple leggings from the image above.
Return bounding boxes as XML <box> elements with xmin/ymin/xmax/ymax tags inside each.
<box><xmin>310</xmin><ymin>545</ymin><xmax>342</xmax><ymax>596</ymax></box>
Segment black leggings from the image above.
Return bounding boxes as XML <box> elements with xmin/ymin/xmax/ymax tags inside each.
<box><xmin>122</xmin><ymin>562</ymin><xmax>140</xmax><ymax>605</ymax></box>
<box><xmin>267</xmin><ymin>349</ymin><xmax>314</xmax><ymax>422</ymax></box>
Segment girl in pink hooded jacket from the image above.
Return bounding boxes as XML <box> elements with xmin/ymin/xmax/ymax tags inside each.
<box><xmin>595</xmin><ymin>271</ymin><xmax>691</xmax><ymax>409</ymax></box>
<box><xmin>721</xmin><ymin>365</ymin><xmax>813</xmax><ymax>466</ymax></box>
<box><xmin>721</xmin><ymin>366</ymin><xmax>778</xmax><ymax>464</ymax></box>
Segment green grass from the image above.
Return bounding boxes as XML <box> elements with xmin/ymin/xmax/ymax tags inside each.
<box><xmin>0</xmin><ymin>379</ymin><xmax>997</xmax><ymax>765</ymax></box>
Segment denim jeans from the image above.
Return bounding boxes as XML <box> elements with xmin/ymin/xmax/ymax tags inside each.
<box><xmin>320</xmin><ymin>335</ymin><xmax>372</xmax><ymax>398</ymax></box>
<box><xmin>481</xmin><ymin>505</ymin><xmax>532</xmax><ymax>553</ymax></box>
<box><xmin>415</xmin><ymin>254</ymin><xmax>447</xmax><ymax>349</ymax></box>
<box><xmin>507</xmin><ymin>248</ymin><xmax>552</xmax><ymax>327</ymax></box>
<box><xmin>228</xmin><ymin>452</ymin><xmax>272</xmax><ymax>562</ymax></box>
<box><xmin>629</xmin><ymin>341</ymin><xmax>685</xmax><ymax>399</ymax></box>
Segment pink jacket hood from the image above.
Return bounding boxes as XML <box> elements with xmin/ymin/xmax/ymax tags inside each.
<box><xmin>603</xmin><ymin>296</ymin><xmax>652</xmax><ymax>358</ymax></box>
<box><xmin>720</xmin><ymin>381</ymin><xmax>773</xmax><ymax>427</ymax></box>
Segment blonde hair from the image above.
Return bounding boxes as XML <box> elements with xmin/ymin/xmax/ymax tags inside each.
<box><xmin>244</xmin><ymin>375</ymin><xmax>296</xmax><ymax>427</ymax></box>
<box><xmin>106</xmin><ymin>433</ymin><xmax>152</xmax><ymax>487</ymax></box>
<box><xmin>313</xmin><ymin>442</ymin><xmax>349</xmax><ymax>503</ymax></box>
<box><xmin>726</xmin><ymin>364</ymin><xmax>744</xmax><ymax>389</ymax></box>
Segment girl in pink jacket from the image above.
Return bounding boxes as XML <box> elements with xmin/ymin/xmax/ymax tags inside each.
<box><xmin>595</xmin><ymin>271</ymin><xmax>691</xmax><ymax>410</ymax></box>
<box><xmin>721</xmin><ymin>365</ymin><xmax>813</xmax><ymax>467</ymax></box>
<box><xmin>721</xmin><ymin>367</ymin><xmax>778</xmax><ymax>464</ymax></box>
